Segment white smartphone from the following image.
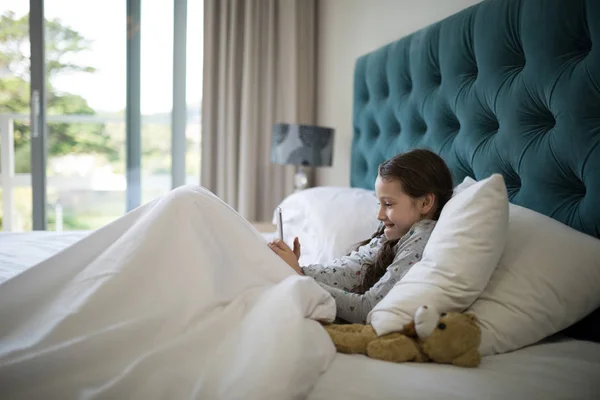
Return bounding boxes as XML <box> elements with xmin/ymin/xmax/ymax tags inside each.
<box><xmin>276</xmin><ymin>207</ymin><xmax>283</xmax><ymax>241</ymax></box>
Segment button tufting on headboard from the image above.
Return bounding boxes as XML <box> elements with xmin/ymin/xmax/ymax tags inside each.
<box><xmin>574</xmin><ymin>177</ymin><xmax>587</xmax><ymax>197</ymax></box>
<box><xmin>449</xmin><ymin>114</ymin><xmax>461</xmax><ymax>133</ymax></box>
<box><xmin>578</xmin><ymin>25</ymin><xmax>592</xmax><ymax>54</ymax></box>
<box><xmin>390</xmin><ymin>118</ymin><xmax>401</xmax><ymax>135</ymax></box>
<box><xmin>502</xmin><ymin>164</ymin><xmax>522</xmax><ymax>200</ymax></box>
<box><xmin>412</xmin><ymin>114</ymin><xmax>428</xmax><ymax>135</ymax></box>
<box><xmin>351</xmin><ymin>0</ymin><xmax>600</xmax><ymax>240</ymax></box>
<box><xmin>486</xmin><ymin>116</ymin><xmax>500</xmax><ymax>133</ymax></box>
<box><xmin>369</xmin><ymin>119</ymin><xmax>380</xmax><ymax>139</ymax></box>
<box><xmin>382</xmin><ymin>82</ymin><xmax>390</xmax><ymax>98</ymax></box>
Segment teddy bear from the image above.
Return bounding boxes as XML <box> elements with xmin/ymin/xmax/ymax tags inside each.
<box><xmin>323</xmin><ymin>305</ymin><xmax>481</xmax><ymax>368</ymax></box>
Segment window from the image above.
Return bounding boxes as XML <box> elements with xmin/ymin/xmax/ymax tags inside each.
<box><xmin>0</xmin><ymin>0</ymin><xmax>203</xmax><ymax>232</ymax></box>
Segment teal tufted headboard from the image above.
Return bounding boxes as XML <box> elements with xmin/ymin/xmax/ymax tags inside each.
<box><xmin>351</xmin><ymin>0</ymin><xmax>600</xmax><ymax>240</ymax></box>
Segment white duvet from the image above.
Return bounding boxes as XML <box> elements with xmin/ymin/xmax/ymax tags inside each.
<box><xmin>0</xmin><ymin>186</ymin><xmax>336</xmax><ymax>399</ymax></box>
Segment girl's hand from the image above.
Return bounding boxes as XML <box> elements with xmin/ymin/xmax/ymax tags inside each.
<box><xmin>292</xmin><ymin>237</ymin><xmax>301</xmax><ymax>260</ymax></box>
<box><xmin>268</xmin><ymin>238</ymin><xmax>303</xmax><ymax>275</ymax></box>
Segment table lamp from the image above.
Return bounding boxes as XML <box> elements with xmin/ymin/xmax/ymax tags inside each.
<box><xmin>270</xmin><ymin>123</ymin><xmax>335</xmax><ymax>191</ymax></box>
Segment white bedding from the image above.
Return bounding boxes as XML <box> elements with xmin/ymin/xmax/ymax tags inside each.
<box><xmin>0</xmin><ymin>231</ymin><xmax>90</xmax><ymax>284</ymax></box>
<box><xmin>2</xmin><ymin>190</ymin><xmax>600</xmax><ymax>399</ymax></box>
<box><xmin>0</xmin><ymin>230</ymin><xmax>276</xmax><ymax>285</ymax></box>
<box><xmin>0</xmin><ymin>186</ymin><xmax>336</xmax><ymax>399</ymax></box>
<box><xmin>310</xmin><ymin>337</ymin><xmax>600</xmax><ymax>399</ymax></box>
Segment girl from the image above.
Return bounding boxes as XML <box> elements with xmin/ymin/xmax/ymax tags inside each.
<box><xmin>269</xmin><ymin>149</ymin><xmax>454</xmax><ymax>324</ymax></box>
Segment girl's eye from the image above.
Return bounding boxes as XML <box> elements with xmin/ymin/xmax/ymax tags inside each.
<box><xmin>385</xmin><ymin>203</ymin><xmax>392</xmax><ymax>207</ymax></box>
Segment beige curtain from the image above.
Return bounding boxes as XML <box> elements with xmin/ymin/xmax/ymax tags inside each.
<box><xmin>202</xmin><ymin>0</ymin><xmax>317</xmax><ymax>222</ymax></box>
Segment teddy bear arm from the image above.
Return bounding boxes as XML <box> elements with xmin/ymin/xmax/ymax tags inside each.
<box><xmin>451</xmin><ymin>348</ymin><xmax>481</xmax><ymax>368</ymax></box>
<box><xmin>323</xmin><ymin>323</ymin><xmax>369</xmax><ymax>333</ymax></box>
<box><xmin>367</xmin><ymin>334</ymin><xmax>426</xmax><ymax>363</ymax></box>
<box><xmin>324</xmin><ymin>324</ymin><xmax>377</xmax><ymax>355</ymax></box>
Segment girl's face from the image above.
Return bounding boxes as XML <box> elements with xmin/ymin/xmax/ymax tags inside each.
<box><xmin>374</xmin><ymin>175</ymin><xmax>435</xmax><ymax>240</ymax></box>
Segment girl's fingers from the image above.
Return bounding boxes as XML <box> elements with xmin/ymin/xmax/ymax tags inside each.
<box><xmin>293</xmin><ymin>237</ymin><xmax>301</xmax><ymax>258</ymax></box>
<box><xmin>272</xmin><ymin>239</ymin><xmax>292</xmax><ymax>252</ymax></box>
<box><xmin>268</xmin><ymin>241</ymin><xmax>292</xmax><ymax>257</ymax></box>
<box><xmin>268</xmin><ymin>242</ymin><xmax>283</xmax><ymax>254</ymax></box>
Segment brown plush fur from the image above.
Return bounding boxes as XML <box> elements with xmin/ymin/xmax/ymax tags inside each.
<box><xmin>322</xmin><ymin>324</ymin><xmax>377</xmax><ymax>354</ymax></box>
<box><xmin>323</xmin><ymin>311</ymin><xmax>481</xmax><ymax>368</ymax></box>
<box><xmin>419</xmin><ymin>312</ymin><xmax>481</xmax><ymax>367</ymax></box>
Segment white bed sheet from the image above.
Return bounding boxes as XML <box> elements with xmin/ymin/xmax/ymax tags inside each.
<box><xmin>309</xmin><ymin>337</ymin><xmax>600</xmax><ymax>399</ymax></box>
<box><xmin>0</xmin><ymin>231</ymin><xmax>90</xmax><ymax>284</ymax></box>
<box><xmin>2</xmin><ymin>231</ymin><xmax>600</xmax><ymax>399</ymax></box>
<box><xmin>0</xmin><ymin>230</ymin><xmax>277</xmax><ymax>285</ymax></box>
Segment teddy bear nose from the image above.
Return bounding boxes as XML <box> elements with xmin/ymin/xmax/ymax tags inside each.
<box><xmin>423</xmin><ymin>306</ymin><xmax>428</xmax><ymax>309</ymax></box>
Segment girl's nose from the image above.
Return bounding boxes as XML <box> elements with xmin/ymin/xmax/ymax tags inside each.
<box><xmin>377</xmin><ymin>208</ymin><xmax>387</xmax><ymax>221</ymax></box>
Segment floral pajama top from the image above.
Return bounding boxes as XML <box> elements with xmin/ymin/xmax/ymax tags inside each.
<box><xmin>301</xmin><ymin>219</ymin><xmax>436</xmax><ymax>324</ymax></box>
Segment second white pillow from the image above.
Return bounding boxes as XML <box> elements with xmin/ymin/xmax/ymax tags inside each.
<box><xmin>273</xmin><ymin>186</ymin><xmax>380</xmax><ymax>265</ymax></box>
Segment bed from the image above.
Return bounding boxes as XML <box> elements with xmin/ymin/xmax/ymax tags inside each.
<box><xmin>309</xmin><ymin>0</ymin><xmax>600</xmax><ymax>398</ymax></box>
<box><xmin>0</xmin><ymin>227</ymin><xmax>278</xmax><ymax>285</ymax></box>
<box><xmin>0</xmin><ymin>232</ymin><xmax>90</xmax><ymax>284</ymax></box>
<box><xmin>1</xmin><ymin>0</ymin><xmax>600</xmax><ymax>398</ymax></box>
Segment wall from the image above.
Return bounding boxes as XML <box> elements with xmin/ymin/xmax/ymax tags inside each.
<box><xmin>315</xmin><ymin>0</ymin><xmax>482</xmax><ymax>186</ymax></box>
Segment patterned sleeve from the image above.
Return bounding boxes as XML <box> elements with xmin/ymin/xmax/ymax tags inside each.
<box><xmin>314</xmin><ymin>221</ymin><xmax>435</xmax><ymax>324</ymax></box>
<box><xmin>301</xmin><ymin>237</ymin><xmax>381</xmax><ymax>291</ymax></box>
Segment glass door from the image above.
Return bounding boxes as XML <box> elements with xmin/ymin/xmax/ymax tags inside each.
<box><xmin>0</xmin><ymin>0</ymin><xmax>201</xmax><ymax>232</ymax></box>
<box><xmin>43</xmin><ymin>0</ymin><xmax>129</xmax><ymax>231</ymax></box>
<box><xmin>0</xmin><ymin>0</ymin><xmax>129</xmax><ymax>231</ymax></box>
<box><xmin>0</xmin><ymin>2</ymin><xmax>34</xmax><ymax>231</ymax></box>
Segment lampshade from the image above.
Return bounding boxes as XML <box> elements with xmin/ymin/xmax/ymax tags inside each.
<box><xmin>270</xmin><ymin>123</ymin><xmax>335</xmax><ymax>167</ymax></box>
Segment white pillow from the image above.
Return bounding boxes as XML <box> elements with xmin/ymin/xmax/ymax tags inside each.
<box><xmin>461</xmin><ymin>193</ymin><xmax>600</xmax><ymax>355</ymax></box>
<box><xmin>273</xmin><ymin>187</ymin><xmax>380</xmax><ymax>265</ymax></box>
<box><xmin>368</xmin><ymin>174</ymin><xmax>509</xmax><ymax>336</ymax></box>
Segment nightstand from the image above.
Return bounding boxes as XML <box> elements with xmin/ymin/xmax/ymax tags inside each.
<box><xmin>251</xmin><ymin>221</ymin><xmax>276</xmax><ymax>234</ymax></box>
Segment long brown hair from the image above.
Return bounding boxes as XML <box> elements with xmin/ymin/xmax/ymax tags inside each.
<box><xmin>351</xmin><ymin>149</ymin><xmax>453</xmax><ymax>294</ymax></box>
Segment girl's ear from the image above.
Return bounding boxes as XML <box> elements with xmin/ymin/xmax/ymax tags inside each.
<box><xmin>420</xmin><ymin>193</ymin><xmax>436</xmax><ymax>215</ymax></box>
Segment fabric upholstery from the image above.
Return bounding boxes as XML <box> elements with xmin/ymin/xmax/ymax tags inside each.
<box><xmin>351</xmin><ymin>0</ymin><xmax>600</xmax><ymax>240</ymax></box>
